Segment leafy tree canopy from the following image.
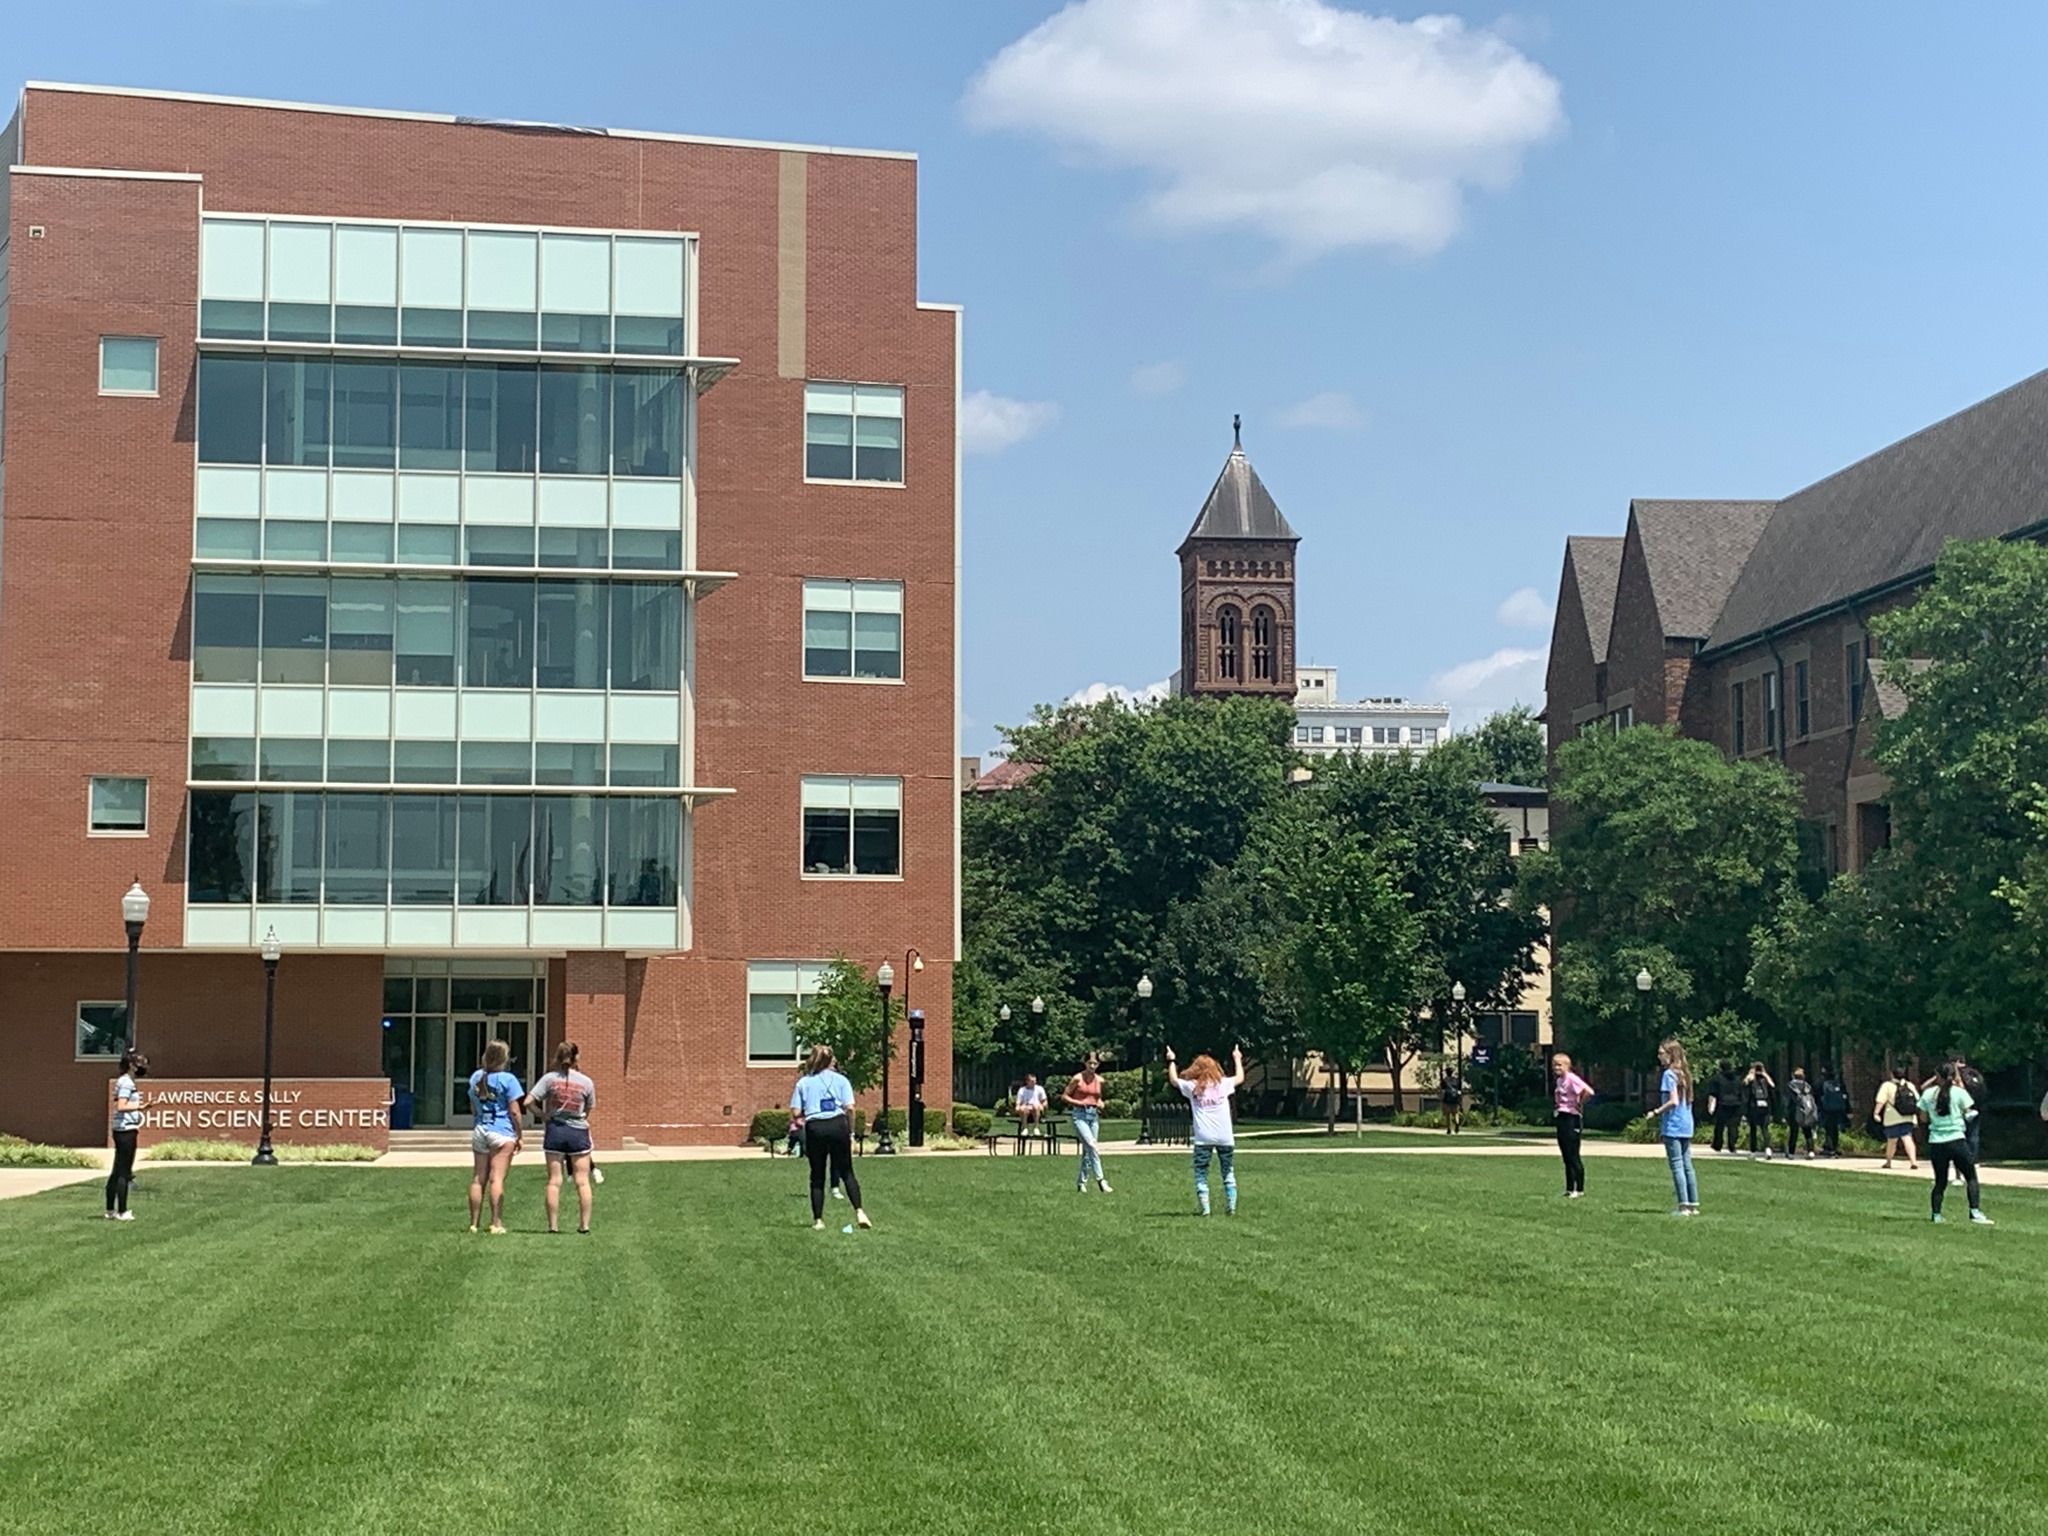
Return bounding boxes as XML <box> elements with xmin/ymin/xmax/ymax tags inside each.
<box><xmin>792</xmin><ymin>957</ymin><xmax>901</xmax><ymax>1094</ymax></box>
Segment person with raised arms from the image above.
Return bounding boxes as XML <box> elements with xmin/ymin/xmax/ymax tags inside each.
<box><xmin>465</xmin><ymin>1039</ymin><xmax>524</xmax><ymax>1235</ymax></box>
<box><xmin>790</xmin><ymin>1045</ymin><xmax>871</xmax><ymax>1232</ymax></box>
<box><xmin>1922</xmin><ymin>1061</ymin><xmax>1993</xmax><ymax>1226</ymax></box>
<box><xmin>1165</xmin><ymin>1044</ymin><xmax>1244</xmax><ymax>1216</ymax></box>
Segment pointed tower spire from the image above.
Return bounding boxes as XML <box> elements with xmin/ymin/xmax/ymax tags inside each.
<box><xmin>1233</xmin><ymin>413</ymin><xmax>1242</xmax><ymax>450</ymax></box>
<box><xmin>1175</xmin><ymin>423</ymin><xmax>1301</xmax><ymax>698</ymax></box>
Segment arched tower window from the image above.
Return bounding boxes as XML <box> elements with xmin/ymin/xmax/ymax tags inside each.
<box><xmin>1216</xmin><ymin>604</ymin><xmax>1242</xmax><ymax>682</ymax></box>
<box><xmin>1251</xmin><ymin>604</ymin><xmax>1275</xmax><ymax>682</ymax></box>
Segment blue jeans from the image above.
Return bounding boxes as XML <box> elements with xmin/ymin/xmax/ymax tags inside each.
<box><xmin>1070</xmin><ymin>1106</ymin><xmax>1104</xmax><ymax>1185</ymax></box>
<box><xmin>1192</xmin><ymin>1143</ymin><xmax>1236</xmax><ymax>1212</ymax></box>
<box><xmin>1664</xmin><ymin>1135</ymin><xmax>1698</xmax><ymax>1207</ymax></box>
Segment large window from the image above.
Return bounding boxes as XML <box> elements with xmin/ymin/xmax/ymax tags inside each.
<box><xmin>1250</xmin><ymin>605</ymin><xmax>1275</xmax><ymax>682</ymax></box>
<box><xmin>1216</xmin><ymin>605</ymin><xmax>1241</xmax><ymax>682</ymax></box>
<box><xmin>89</xmin><ymin>777</ymin><xmax>148</xmax><ymax>835</ymax></box>
<box><xmin>200</xmin><ymin>219</ymin><xmax>687</xmax><ymax>358</ymax></box>
<box><xmin>747</xmin><ymin>961</ymin><xmax>828</xmax><ymax>1064</ymax></box>
<box><xmin>803</xmin><ymin>383</ymin><xmax>904</xmax><ymax>483</ymax></box>
<box><xmin>194</xmin><ymin>574</ymin><xmax>681</xmax><ymax>693</ymax></box>
<box><xmin>188</xmin><ymin>790</ymin><xmax>680</xmax><ymax>908</ymax></box>
<box><xmin>802</xmin><ymin>580</ymin><xmax>902</xmax><ymax>680</ymax></box>
<box><xmin>198</xmin><ymin>354</ymin><xmax>684</xmax><ymax>478</ymax></box>
<box><xmin>1794</xmin><ymin>659</ymin><xmax>1810</xmax><ymax>740</ymax></box>
<box><xmin>800</xmin><ymin>777</ymin><xmax>902</xmax><ymax>878</ymax></box>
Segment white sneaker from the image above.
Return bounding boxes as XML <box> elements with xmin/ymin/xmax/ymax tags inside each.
<box><xmin>1970</xmin><ymin>1210</ymin><xmax>1996</xmax><ymax>1226</ymax></box>
<box><xmin>591</xmin><ymin>1167</ymin><xmax>604</xmax><ymax>1185</ymax></box>
<box><xmin>855</xmin><ymin>1210</ymin><xmax>872</xmax><ymax>1229</ymax></box>
<box><xmin>831</xmin><ymin>1187</ymin><xmax>845</xmax><ymax>1200</ymax></box>
<box><xmin>1098</xmin><ymin>1179</ymin><xmax>1113</xmax><ymax>1194</ymax></box>
<box><xmin>114</xmin><ymin>1211</ymin><xmax>135</xmax><ymax>1222</ymax></box>
<box><xmin>813</xmin><ymin>1219</ymin><xmax>825</xmax><ymax>1231</ymax></box>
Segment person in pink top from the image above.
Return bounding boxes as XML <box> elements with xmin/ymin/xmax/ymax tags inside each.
<box><xmin>1551</xmin><ymin>1052</ymin><xmax>1595</xmax><ymax>1198</ymax></box>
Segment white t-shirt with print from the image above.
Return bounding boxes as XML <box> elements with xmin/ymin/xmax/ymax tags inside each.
<box><xmin>1178</xmin><ymin>1076</ymin><xmax>1236</xmax><ymax>1146</ymax></box>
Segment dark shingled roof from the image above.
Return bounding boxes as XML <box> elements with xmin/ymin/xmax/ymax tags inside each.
<box><xmin>1565</xmin><ymin>535</ymin><xmax>1624</xmax><ymax>665</ymax></box>
<box><xmin>1630</xmin><ymin>499</ymin><xmax>1777</xmax><ymax>641</ymax></box>
<box><xmin>1706</xmin><ymin>368</ymin><xmax>2048</xmax><ymax>652</ymax></box>
<box><xmin>1181</xmin><ymin>445</ymin><xmax>1299</xmax><ymax>546</ymax></box>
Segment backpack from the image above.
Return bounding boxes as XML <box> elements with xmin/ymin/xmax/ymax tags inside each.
<box><xmin>1747</xmin><ymin>1076</ymin><xmax>1773</xmax><ymax>1110</ymax></box>
<box><xmin>1889</xmin><ymin>1080</ymin><xmax>1919</xmax><ymax>1119</ymax></box>
<box><xmin>1819</xmin><ymin>1079</ymin><xmax>1848</xmax><ymax>1115</ymax></box>
<box><xmin>1788</xmin><ymin>1079</ymin><xmax>1818</xmax><ymax>1126</ymax></box>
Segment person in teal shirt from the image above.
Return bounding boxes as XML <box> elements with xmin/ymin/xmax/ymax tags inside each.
<box><xmin>1922</xmin><ymin>1062</ymin><xmax>1992</xmax><ymax>1225</ymax></box>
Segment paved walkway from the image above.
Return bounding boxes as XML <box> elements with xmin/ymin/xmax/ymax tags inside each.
<box><xmin>9</xmin><ymin>1135</ymin><xmax>2048</xmax><ymax>1194</ymax></box>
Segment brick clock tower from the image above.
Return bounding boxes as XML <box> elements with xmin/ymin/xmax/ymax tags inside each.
<box><xmin>1177</xmin><ymin>418</ymin><xmax>1300</xmax><ymax>697</ymax></box>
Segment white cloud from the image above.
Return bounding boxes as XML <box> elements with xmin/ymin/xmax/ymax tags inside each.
<box><xmin>1067</xmin><ymin>679</ymin><xmax>1173</xmax><ymax>707</ymax></box>
<box><xmin>1276</xmin><ymin>390</ymin><xmax>1365</xmax><ymax>431</ymax></box>
<box><xmin>960</xmin><ymin>390</ymin><xmax>1060</xmax><ymax>455</ymax></box>
<box><xmin>1428</xmin><ymin>645</ymin><xmax>1545</xmax><ymax>729</ymax></box>
<box><xmin>1130</xmin><ymin>360</ymin><xmax>1188</xmax><ymax>397</ymax></box>
<box><xmin>964</xmin><ymin>0</ymin><xmax>1565</xmax><ymax>260</ymax></box>
<box><xmin>1495</xmin><ymin>586</ymin><xmax>1552</xmax><ymax>630</ymax></box>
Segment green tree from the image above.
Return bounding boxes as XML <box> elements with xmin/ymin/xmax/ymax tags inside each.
<box><xmin>1525</xmin><ymin>726</ymin><xmax>1801</xmax><ymax>1069</ymax></box>
<box><xmin>1312</xmin><ymin>746</ymin><xmax>1546</xmax><ymax>1107</ymax></box>
<box><xmin>1860</xmin><ymin>537</ymin><xmax>2048</xmax><ymax>1064</ymax></box>
<box><xmin>961</xmin><ymin>694</ymin><xmax>1295</xmax><ymax>1064</ymax></box>
<box><xmin>1452</xmin><ymin>705</ymin><xmax>1547</xmax><ymax>787</ymax></box>
<box><xmin>791</xmin><ymin>957</ymin><xmax>900</xmax><ymax>1094</ymax></box>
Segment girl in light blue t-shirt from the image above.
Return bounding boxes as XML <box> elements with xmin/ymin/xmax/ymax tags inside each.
<box><xmin>1651</xmin><ymin>1039</ymin><xmax>1698</xmax><ymax>1216</ymax></box>
<box><xmin>790</xmin><ymin>1047</ymin><xmax>869</xmax><ymax>1231</ymax></box>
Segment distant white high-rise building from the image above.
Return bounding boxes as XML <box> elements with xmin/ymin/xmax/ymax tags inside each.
<box><xmin>1292</xmin><ymin>667</ymin><xmax>1450</xmax><ymax>756</ymax></box>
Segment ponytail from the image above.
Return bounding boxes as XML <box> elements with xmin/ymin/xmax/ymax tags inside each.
<box><xmin>1936</xmin><ymin>1062</ymin><xmax>1956</xmax><ymax>1118</ymax></box>
<box><xmin>552</xmin><ymin>1041</ymin><xmax>579</xmax><ymax>1075</ymax></box>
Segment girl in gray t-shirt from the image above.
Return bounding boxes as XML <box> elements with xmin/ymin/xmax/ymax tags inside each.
<box><xmin>530</xmin><ymin>1042</ymin><xmax>598</xmax><ymax>1234</ymax></box>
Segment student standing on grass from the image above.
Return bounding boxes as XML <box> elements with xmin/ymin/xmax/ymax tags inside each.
<box><xmin>791</xmin><ymin>1046</ymin><xmax>870</xmax><ymax>1232</ymax></box>
<box><xmin>1922</xmin><ymin>1062</ymin><xmax>1992</xmax><ymax>1225</ymax></box>
<box><xmin>105</xmin><ymin>1049</ymin><xmax>146</xmax><ymax>1222</ymax></box>
<box><xmin>1551</xmin><ymin>1052</ymin><xmax>1594</xmax><ymax>1199</ymax></box>
<box><xmin>1651</xmin><ymin>1039</ymin><xmax>1699</xmax><ymax>1215</ymax></box>
<box><xmin>1783</xmin><ymin>1068</ymin><xmax>1820</xmax><ymax>1159</ymax></box>
<box><xmin>1708</xmin><ymin>1061</ymin><xmax>1743</xmax><ymax>1154</ymax></box>
<box><xmin>1817</xmin><ymin>1069</ymin><xmax>1851</xmax><ymax>1157</ymax></box>
<box><xmin>1741</xmin><ymin>1062</ymin><xmax>1776</xmax><ymax>1158</ymax></box>
<box><xmin>1166</xmin><ymin>1044</ymin><xmax>1243</xmax><ymax>1216</ymax></box>
<box><xmin>1062</xmin><ymin>1057</ymin><xmax>1112</xmax><ymax>1194</ymax></box>
<box><xmin>466</xmin><ymin>1040</ymin><xmax>524</xmax><ymax>1235</ymax></box>
<box><xmin>529</xmin><ymin>1041</ymin><xmax>597</xmax><ymax>1235</ymax></box>
<box><xmin>1440</xmin><ymin>1065</ymin><xmax>1465</xmax><ymax>1135</ymax></box>
<box><xmin>1876</xmin><ymin>1066</ymin><xmax>1920</xmax><ymax>1170</ymax></box>
<box><xmin>1926</xmin><ymin>1056</ymin><xmax>1989</xmax><ymax>1166</ymax></box>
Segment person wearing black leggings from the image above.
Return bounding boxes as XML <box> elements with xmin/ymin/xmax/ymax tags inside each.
<box><xmin>1741</xmin><ymin>1062</ymin><xmax>1776</xmax><ymax>1158</ymax></box>
<box><xmin>105</xmin><ymin>1048</ymin><xmax>147</xmax><ymax>1220</ymax></box>
<box><xmin>1551</xmin><ymin>1052</ymin><xmax>1593</xmax><ymax>1198</ymax></box>
<box><xmin>789</xmin><ymin>1045</ymin><xmax>869</xmax><ymax>1231</ymax></box>
<box><xmin>1924</xmin><ymin>1062</ymin><xmax>1992</xmax><ymax>1225</ymax></box>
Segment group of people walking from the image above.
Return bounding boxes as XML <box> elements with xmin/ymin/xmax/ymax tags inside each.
<box><xmin>1557</xmin><ymin>1043</ymin><xmax>1996</xmax><ymax>1224</ymax></box>
<box><xmin>464</xmin><ymin>1039</ymin><xmax>603</xmax><ymax>1234</ymax></box>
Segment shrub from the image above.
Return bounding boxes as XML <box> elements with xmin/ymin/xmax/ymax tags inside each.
<box><xmin>952</xmin><ymin>1104</ymin><xmax>993</xmax><ymax>1139</ymax></box>
<box><xmin>749</xmin><ymin>1108</ymin><xmax>792</xmax><ymax>1145</ymax></box>
<box><xmin>1102</xmin><ymin>1099</ymin><xmax>1134</xmax><ymax>1120</ymax></box>
<box><xmin>0</xmin><ymin>1135</ymin><xmax>99</xmax><ymax>1169</ymax></box>
<box><xmin>920</xmin><ymin>1133</ymin><xmax>981</xmax><ymax>1152</ymax></box>
<box><xmin>144</xmin><ymin>1139</ymin><xmax>379</xmax><ymax>1163</ymax></box>
<box><xmin>1581</xmin><ymin>1101</ymin><xmax>1638</xmax><ymax>1133</ymax></box>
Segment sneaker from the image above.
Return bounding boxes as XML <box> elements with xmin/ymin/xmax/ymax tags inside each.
<box><xmin>1970</xmin><ymin>1210</ymin><xmax>1995</xmax><ymax>1226</ymax></box>
<box><xmin>813</xmin><ymin>1219</ymin><xmax>824</xmax><ymax>1231</ymax></box>
<box><xmin>591</xmin><ymin>1168</ymin><xmax>605</xmax><ymax>1185</ymax></box>
<box><xmin>1931</xmin><ymin>1212</ymin><xmax>1945</xmax><ymax>1224</ymax></box>
<box><xmin>1076</xmin><ymin>1183</ymin><xmax>1088</xmax><ymax>1194</ymax></box>
<box><xmin>855</xmin><ymin>1210</ymin><xmax>872</xmax><ymax>1230</ymax></box>
<box><xmin>487</xmin><ymin>1225</ymin><xmax>507</xmax><ymax>1236</ymax></box>
<box><xmin>102</xmin><ymin>1211</ymin><xmax>114</xmax><ymax>1220</ymax></box>
<box><xmin>831</xmin><ymin>1187</ymin><xmax>845</xmax><ymax>1200</ymax></box>
<box><xmin>113</xmin><ymin>1211</ymin><xmax>135</xmax><ymax>1222</ymax></box>
<box><xmin>1567</xmin><ymin>1191</ymin><xmax>1584</xmax><ymax>1199</ymax></box>
<box><xmin>466</xmin><ymin>1223</ymin><xmax>479</xmax><ymax>1234</ymax></box>
<box><xmin>1763</xmin><ymin>1149</ymin><xmax>1773</xmax><ymax>1160</ymax></box>
<box><xmin>1683</xmin><ymin>1206</ymin><xmax>1700</xmax><ymax>1216</ymax></box>
<box><xmin>1097</xmin><ymin>1179</ymin><xmax>1113</xmax><ymax>1194</ymax></box>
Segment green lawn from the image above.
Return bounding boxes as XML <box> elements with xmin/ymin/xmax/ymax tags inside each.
<box><xmin>5</xmin><ymin>1151</ymin><xmax>2047</xmax><ymax>1535</ymax></box>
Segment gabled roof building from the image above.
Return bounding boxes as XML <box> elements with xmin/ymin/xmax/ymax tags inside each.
<box><xmin>1547</xmin><ymin>366</ymin><xmax>2048</xmax><ymax>873</ymax></box>
<box><xmin>1177</xmin><ymin>419</ymin><xmax>1300</xmax><ymax>698</ymax></box>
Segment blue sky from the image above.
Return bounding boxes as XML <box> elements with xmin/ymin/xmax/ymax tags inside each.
<box><xmin>14</xmin><ymin>2</ymin><xmax>2048</xmax><ymax>754</ymax></box>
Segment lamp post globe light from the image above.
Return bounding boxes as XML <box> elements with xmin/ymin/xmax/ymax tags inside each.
<box><xmin>253</xmin><ymin>929</ymin><xmax>282</xmax><ymax>1167</ymax></box>
<box><xmin>120</xmin><ymin>879</ymin><xmax>149</xmax><ymax>1048</ymax></box>
<box><xmin>876</xmin><ymin>960</ymin><xmax>897</xmax><ymax>1154</ymax></box>
<box><xmin>1135</xmin><ymin>974</ymin><xmax>1155</xmax><ymax>1145</ymax></box>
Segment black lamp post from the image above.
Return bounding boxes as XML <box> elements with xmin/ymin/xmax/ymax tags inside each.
<box><xmin>120</xmin><ymin>879</ymin><xmax>149</xmax><ymax>1048</ymax></box>
<box><xmin>253</xmin><ymin>928</ymin><xmax>282</xmax><ymax>1166</ymax></box>
<box><xmin>1636</xmin><ymin>967</ymin><xmax>1655</xmax><ymax>1112</ymax></box>
<box><xmin>1135</xmin><ymin>974</ymin><xmax>1155</xmax><ymax>1145</ymax></box>
<box><xmin>875</xmin><ymin>960</ymin><xmax>897</xmax><ymax>1154</ymax></box>
<box><xmin>902</xmin><ymin>949</ymin><xmax>924</xmax><ymax>1144</ymax></box>
<box><xmin>1450</xmin><ymin>980</ymin><xmax>1467</xmax><ymax>1133</ymax></box>
<box><xmin>907</xmin><ymin>1009</ymin><xmax>927</xmax><ymax>1147</ymax></box>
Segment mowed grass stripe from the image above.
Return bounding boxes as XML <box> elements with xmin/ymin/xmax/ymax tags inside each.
<box><xmin>5</xmin><ymin>1152</ymin><xmax>2048</xmax><ymax>1535</ymax></box>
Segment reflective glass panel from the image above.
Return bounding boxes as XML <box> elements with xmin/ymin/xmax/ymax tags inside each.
<box><xmin>538</xmin><ymin>365</ymin><xmax>609</xmax><ymax>476</ymax></box>
<box><xmin>188</xmin><ymin>791</ymin><xmax>256</xmax><ymax>903</ymax></box>
<box><xmin>261</xmin><ymin>576</ymin><xmax>326</xmax><ymax>684</ymax></box>
<box><xmin>533</xmin><ymin>794</ymin><xmax>604</xmax><ymax>906</ymax></box>
<box><xmin>610</xmin><ymin>583</ymin><xmax>681</xmax><ymax>690</ymax></box>
<box><xmin>536</xmin><ymin>580</ymin><xmax>607</xmax><ymax>690</ymax></box>
<box><xmin>391</xmin><ymin>793</ymin><xmax>457</xmax><ymax>903</ymax></box>
<box><xmin>612</xmin><ymin>368</ymin><xmax>683</xmax><ymax>477</ymax></box>
<box><xmin>330</xmin><ymin>577</ymin><xmax>396</xmax><ymax>686</ymax></box>
<box><xmin>265</xmin><ymin>358</ymin><xmax>332</xmax><ymax>467</ymax></box>
<box><xmin>193</xmin><ymin>574</ymin><xmax>260</xmax><ymax>683</ymax></box>
<box><xmin>332</xmin><ymin>362</ymin><xmax>397</xmax><ymax>469</ymax></box>
<box><xmin>607</xmin><ymin>797</ymin><xmax>677</xmax><ymax>906</ymax></box>
<box><xmin>464</xmin><ymin>579</ymin><xmax>535</xmax><ymax>688</ymax></box>
<box><xmin>395</xmin><ymin>580</ymin><xmax>457</xmax><ymax>687</ymax></box>
<box><xmin>464</xmin><ymin>364</ymin><xmax>538</xmax><ymax>473</ymax></box>
<box><xmin>324</xmin><ymin>792</ymin><xmax>390</xmax><ymax>904</ymax></box>
<box><xmin>257</xmin><ymin>791</ymin><xmax>322</xmax><ymax>903</ymax></box>
<box><xmin>198</xmin><ymin>356</ymin><xmax>265</xmax><ymax>465</ymax></box>
<box><xmin>458</xmin><ymin>794</ymin><xmax>533</xmax><ymax>905</ymax></box>
<box><xmin>398</xmin><ymin>363</ymin><xmax>463</xmax><ymax>470</ymax></box>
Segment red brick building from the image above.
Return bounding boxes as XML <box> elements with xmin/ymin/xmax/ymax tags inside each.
<box><xmin>0</xmin><ymin>82</ymin><xmax>959</xmax><ymax>1145</ymax></box>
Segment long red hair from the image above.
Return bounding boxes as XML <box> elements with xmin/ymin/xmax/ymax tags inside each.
<box><xmin>1185</xmin><ymin>1054</ymin><xmax>1224</xmax><ymax>1089</ymax></box>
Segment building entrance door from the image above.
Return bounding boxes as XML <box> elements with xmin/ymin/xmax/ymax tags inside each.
<box><xmin>450</xmin><ymin>1016</ymin><xmax>538</xmax><ymax>1127</ymax></box>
